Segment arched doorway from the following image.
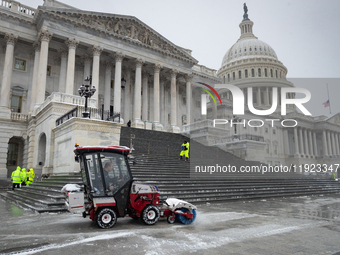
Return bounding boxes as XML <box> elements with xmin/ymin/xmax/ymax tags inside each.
<box><xmin>6</xmin><ymin>137</ymin><xmax>24</xmax><ymax>178</ymax></box>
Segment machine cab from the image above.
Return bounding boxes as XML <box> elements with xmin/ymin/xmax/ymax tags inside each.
<box><xmin>74</xmin><ymin>146</ymin><xmax>133</xmax><ymax>215</ymax></box>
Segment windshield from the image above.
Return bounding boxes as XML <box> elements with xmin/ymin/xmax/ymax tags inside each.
<box><xmin>84</xmin><ymin>152</ymin><xmax>131</xmax><ymax>196</ymax></box>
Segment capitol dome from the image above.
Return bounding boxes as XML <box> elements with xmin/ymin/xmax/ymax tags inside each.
<box><xmin>217</xmin><ymin>6</ymin><xmax>288</xmax><ymax>82</ymax></box>
<box><xmin>222</xmin><ymin>38</ymin><xmax>278</xmax><ymax>67</ymax></box>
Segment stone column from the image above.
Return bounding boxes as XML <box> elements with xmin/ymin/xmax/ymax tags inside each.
<box><xmin>170</xmin><ymin>69</ymin><xmax>180</xmax><ymax>133</ymax></box>
<box><xmin>257</xmin><ymin>87</ymin><xmax>261</xmax><ymax>106</ymax></box>
<box><xmin>123</xmin><ymin>68</ymin><xmax>131</xmax><ymax>122</ymax></box>
<box><xmin>132</xmin><ymin>59</ymin><xmax>144</xmax><ymax>128</ymax></box>
<box><xmin>327</xmin><ymin>131</ymin><xmax>332</xmax><ymax>157</ymax></box>
<box><xmin>65</xmin><ymin>38</ymin><xmax>79</xmax><ymax>95</ymax></box>
<box><xmin>0</xmin><ymin>33</ymin><xmax>17</xmax><ymax>118</ymax></box>
<box><xmin>323</xmin><ymin>130</ymin><xmax>329</xmax><ymax>157</ymax></box>
<box><xmin>308</xmin><ymin>130</ymin><xmax>314</xmax><ymax>158</ymax></box>
<box><xmin>313</xmin><ymin>132</ymin><xmax>318</xmax><ymax>157</ymax></box>
<box><xmin>92</xmin><ymin>46</ymin><xmax>103</xmax><ymax>109</ymax></box>
<box><xmin>335</xmin><ymin>133</ymin><xmax>340</xmax><ymax>156</ymax></box>
<box><xmin>83</xmin><ymin>56</ymin><xmax>92</xmax><ymax>80</ymax></box>
<box><xmin>58</xmin><ymin>48</ymin><xmax>68</xmax><ymax>93</ymax></box>
<box><xmin>160</xmin><ymin>77</ymin><xmax>165</xmax><ymax>128</ymax></box>
<box><xmin>142</xmin><ymin>70</ymin><xmax>149</xmax><ymax>121</ymax></box>
<box><xmin>153</xmin><ymin>64</ymin><xmax>163</xmax><ymax>130</ymax></box>
<box><xmin>304</xmin><ymin>129</ymin><xmax>309</xmax><ymax>157</ymax></box>
<box><xmin>114</xmin><ymin>52</ymin><xmax>124</xmax><ymax>119</ymax></box>
<box><xmin>185</xmin><ymin>74</ymin><xmax>192</xmax><ymax>125</ymax></box>
<box><xmin>331</xmin><ymin>132</ymin><xmax>336</xmax><ymax>157</ymax></box>
<box><xmin>104</xmin><ymin>61</ymin><xmax>113</xmax><ymax>114</ymax></box>
<box><xmin>29</xmin><ymin>41</ymin><xmax>40</xmax><ymax>112</ymax></box>
<box><xmin>265</xmin><ymin>87</ymin><xmax>269</xmax><ymax>106</ymax></box>
<box><xmin>283</xmin><ymin>129</ymin><xmax>290</xmax><ymax>155</ymax></box>
<box><xmin>35</xmin><ymin>30</ymin><xmax>53</xmax><ymax>107</ymax></box>
<box><xmin>299</xmin><ymin>128</ymin><xmax>304</xmax><ymax>156</ymax></box>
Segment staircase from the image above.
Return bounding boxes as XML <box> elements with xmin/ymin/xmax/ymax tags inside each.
<box><xmin>130</xmin><ymin>153</ymin><xmax>340</xmax><ymax>203</ymax></box>
<box><xmin>0</xmin><ymin>174</ymin><xmax>82</xmax><ymax>213</ymax></box>
<box><xmin>1</xmin><ymin>127</ymin><xmax>339</xmax><ymax>213</ymax></box>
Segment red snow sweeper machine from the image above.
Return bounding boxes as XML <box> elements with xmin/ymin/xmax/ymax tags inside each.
<box><xmin>62</xmin><ymin>145</ymin><xmax>196</xmax><ymax>229</ymax></box>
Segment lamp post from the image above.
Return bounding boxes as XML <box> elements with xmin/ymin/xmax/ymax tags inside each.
<box><xmin>78</xmin><ymin>77</ymin><xmax>96</xmax><ymax>118</ymax></box>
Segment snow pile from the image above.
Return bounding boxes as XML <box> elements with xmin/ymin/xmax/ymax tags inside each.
<box><xmin>61</xmin><ymin>184</ymin><xmax>82</xmax><ymax>193</ymax></box>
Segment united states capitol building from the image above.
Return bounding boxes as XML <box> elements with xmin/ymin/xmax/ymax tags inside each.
<box><xmin>0</xmin><ymin>0</ymin><xmax>339</xmax><ymax>179</ymax></box>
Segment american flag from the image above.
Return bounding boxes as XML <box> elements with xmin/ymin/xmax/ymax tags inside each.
<box><xmin>323</xmin><ymin>99</ymin><xmax>330</xmax><ymax>108</ymax></box>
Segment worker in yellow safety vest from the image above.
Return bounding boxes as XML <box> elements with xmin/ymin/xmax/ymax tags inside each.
<box><xmin>11</xmin><ymin>166</ymin><xmax>22</xmax><ymax>190</ymax></box>
<box><xmin>26</xmin><ymin>168</ymin><xmax>35</xmax><ymax>186</ymax></box>
<box><xmin>179</xmin><ymin>141</ymin><xmax>190</xmax><ymax>161</ymax></box>
<box><xmin>21</xmin><ymin>168</ymin><xmax>27</xmax><ymax>186</ymax></box>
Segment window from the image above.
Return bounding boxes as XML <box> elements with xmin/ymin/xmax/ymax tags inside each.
<box><xmin>195</xmin><ymin>100</ymin><xmax>200</xmax><ymax>108</ymax></box>
<box><xmin>233</xmin><ymin>72</ymin><xmax>235</xmax><ymax>80</ymax></box>
<box><xmin>274</xmin><ymin>144</ymin><xmax>278</xmax><ymax>155</ymax></box>
<box><xmin>267</xmin><ymin>161</ymin><xmax>272</xmax><ymax>165</ymax></box>
<box><xmin>249</xmin><ymin>47</ymin><xmax>252</xmax><ymax>52</ymax></box>
<box><xmin>14</xmin><ymin>58</ymin><xmax>26</xmax><ymax>71</ymax></box>
<box><xmin>255</xmin><ymin>47</ymin><xmax>257</xmax><ymax>51</ymax></box>
<box><xmin>11</xmin><ymin>95</ymin><xmax>22</xmax><ymax>113</ymax></box>
<box><xmin>251</xmin><ymin>69</ymin><xmax>255</xmax><ymax>77</ymax></box>
<box><xmin>47</xmin><ymin>65</ymin><xmax>51</xmax><ymax>76</ymax></box>
<box><xmin>273</xmin><ymin>129</ymin><xmax>276</xmax><ymax>135</ymax></box>
<box><xmin>270</xmin><ymin>69</ymin><xmax>273</xmax><ymax>77</ymax></box>
<box><xmin>168</xmin><ymin>113</ymin><xmax>171</xmax><ymax>124</ymax></box>
<box><xmin>228</xmin><ymin>74</ymin><xmax>230</xmax><ymax>82</ymax></box>
<box><xmin>235</xmin><ymin>51</ymin><xmax>237</xmax><ymax>55</ymax></box>
<box><xmin>275</xmin><ymin>70</ymin><xmax>278</xmax><ymax>78</ymax></box>
<box><xmin>264</xmin><ymin>47</ymin><xmax>267</xmax><ymax>52</ymax></box>
<box><xmin>258</xmin><ymin>68</ymin><xmax>261</xmax><ymax>77</ymax></box>
<box><xmin>266</xmin><ymin>144</ymin><xmax>269</xmax><ymax>154</ymax></box>
<box><xmin>238</xmin><ymin>70</ymin><xmax>241</xmax><ymax>79</ymax></box>
<box><xmin>231</xmin><ymin>52</ymin><xmax>233</xmax><ymax>56</ymax></box>
<box><xmin>264</xmin><ymin>68</ymin><xmax>267</xmax><ymax>77</ymax></box>
<box><xmin>182</xmin><ymin>96</ymin><xmax>186</xmax><ymax>106</ymax></box>
<box><xmin>239</xmin><ymin>49</ymin><xmax>241</xmax><ymax>54</ymax></box>
<box><xmin>7</xmin><ymin>143</ymin><xmax>19</xmax><ymax>166</ymax></box>
<box><xmin>245</xmin><ymin>69</ymin><xmax>248</xmax><ymax>78</ymax></box>
<box><xmin>111</xmin><ymin>79</ymin><xmax>114</xmax><ymax>89</ymax></box>
<box><xmin>259</xmin><ymin>47</ymin><xmax>262</xmax><ymax>52</ymax></box>
<box><xmin>244</xmin><ymin>48</ymin><xmax>247</xmax><ymax>52</ymax></box>
<box><xmin>265</xmin><ymin>128</ymin><xmax>268</xmax><ymax>133</ymax></box>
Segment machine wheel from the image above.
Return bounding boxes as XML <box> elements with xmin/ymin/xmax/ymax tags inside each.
<box><xmin>142</xmin><ymin>205</ymin><xmax>160</xmax><ymax>225</ymax></box>
<box><xmin>167</xmin><ymin>213</ymin><xmax>176</xmax><ymax>224</ymax></box>
<box><xmin>176</xmin><ymin>208</ymin><xmax>196</xmax><ymax>225</ymax></box>
<box><xmin>95</xmin><ymin>208</ymin><xmax>117</xmax><ymax>229</ymax></box>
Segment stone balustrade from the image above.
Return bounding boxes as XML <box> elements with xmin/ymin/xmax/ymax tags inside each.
<box><xmin>182</xmin><ymin>119</ymin><xmax>224</xmax><ymax>132</ymax></box>
<box><xmin>0</xmin><ymin>0</ymin><xmax>36</xmax><ymax>17</ymax></box>
<box><xmin>193</xmin><ymin>64</ymin><xmax>217</xmax><ymax>77</ymax></box>
<box><xmin>11</xmin><ymin>112</ymin><xmax>28</xmax><ymax>121</ymax></box>
<box><xmin>34</xmin><ymin>92</ymin><xmax>97</xmax><ymax>116</ymax></box>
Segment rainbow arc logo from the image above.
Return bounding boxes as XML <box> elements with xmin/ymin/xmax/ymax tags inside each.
<box><xmin>196</xmin><ymin>82</ymin><xmax>222</xmax><ymax>115</ymax></box>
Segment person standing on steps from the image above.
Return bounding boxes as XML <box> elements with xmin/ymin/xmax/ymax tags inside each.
<box><xmin>26</xmin><ymin>168</ymin><xmax>35</xmax><ymax>186</ymax></box>
<box><xmin>11</xmin><ymin>166</ymin><xmax>22</xmax><ymax>190</ymax></box>
<box><xmin>179</xmin><ymin>141</ymin><xmax>190</xmax><ymax>161</ymax></box>
<box><xmin>21</xmin><ymin>168</ymin><xmax>27</xmax><ymax>186</ymax></box>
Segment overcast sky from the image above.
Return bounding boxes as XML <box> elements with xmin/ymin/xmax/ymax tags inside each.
<box><xmin>17</xmin><ymin>0</ymin><xmax>340</xmax><ymax>117</ymax></box>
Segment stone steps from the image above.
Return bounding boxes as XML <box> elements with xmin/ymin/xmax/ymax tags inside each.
<box><xmin>2</xmin><ymin>128</ymin><xmax>339</xmax><ymax>213</ymax></box>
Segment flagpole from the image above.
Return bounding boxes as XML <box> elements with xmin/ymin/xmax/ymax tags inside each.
<box><xmin>327</xmin><ymin>83</ymin><xmax>331</xmax><ymax>114</ymax></box>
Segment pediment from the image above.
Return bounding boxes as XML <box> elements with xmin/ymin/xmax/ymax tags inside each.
<box><xmin>37</xmin><ymin>7</ymin><xmax>198</xmax><ymax>64</ymax></box>
<box><xmin>326</xmin><ymin>113</ymin><xmax>340</xmax><ymax>126</ymax></box>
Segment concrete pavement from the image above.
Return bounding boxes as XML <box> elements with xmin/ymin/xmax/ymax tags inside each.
<box><xmin>0</xmin><ymin>193</ymin><xmax>340</xmax><ymax>254</ymax></box>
